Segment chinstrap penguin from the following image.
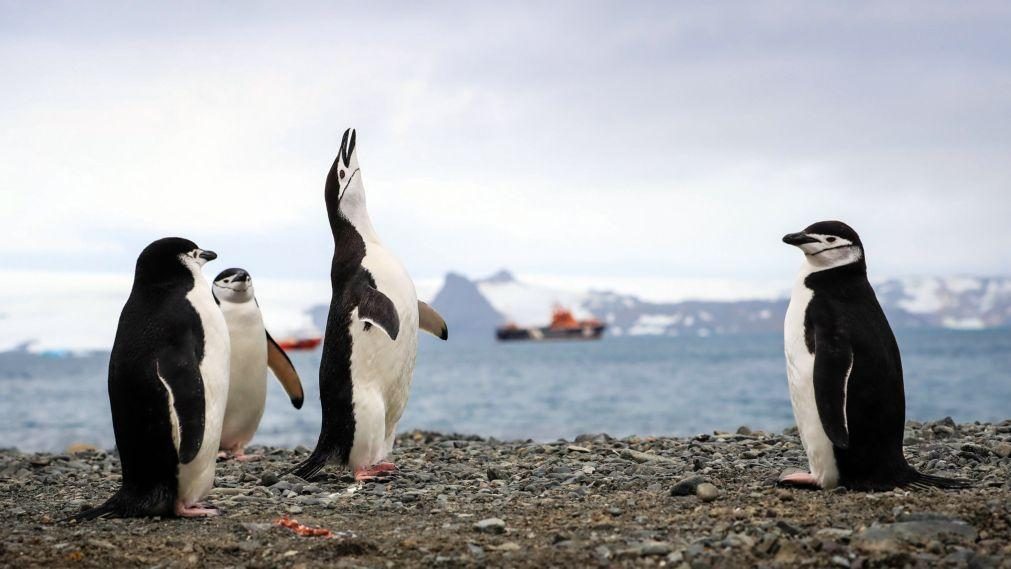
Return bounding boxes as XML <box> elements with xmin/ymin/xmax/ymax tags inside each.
<box><xmin>69</xmin><ymin>237</ymin><xmax>231</xmax><ymax>520</ymax></box>
<box><xmin>781</xmin><ymin>221</ymin><xmax>970</xmax><ymax>491</ymax></box>
<box><xmin>290</xmin><ymin>128</ymin><xmax>448</xmax><ymax>482</ymax></box>
<box><xmin>213</xmin><ymin>268</ymin><xmax>304</xmax><ymax>461</ymax></box>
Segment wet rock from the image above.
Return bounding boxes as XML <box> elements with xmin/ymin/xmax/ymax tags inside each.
<box><xmin>670</xmin><ymin>476</ymin><xmax>706</xmax><ymax>496</ymax></box>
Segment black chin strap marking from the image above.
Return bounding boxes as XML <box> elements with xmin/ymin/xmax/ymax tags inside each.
<box><xmin>807</xmin><ymin>244</ymin><xmax>855</xmax><ymax>257</ymax></box>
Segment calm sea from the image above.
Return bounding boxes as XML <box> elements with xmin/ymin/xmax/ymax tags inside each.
<box><xmin>1</xmin><ymin>330</ymin><xmax>1009</xmax><ymax>452</ymax></box>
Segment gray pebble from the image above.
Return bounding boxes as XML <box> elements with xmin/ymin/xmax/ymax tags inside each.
<box><xmin>473</xmin><ymin>517</ymin><xmax>506</xmax><ymax>534</ymax></box>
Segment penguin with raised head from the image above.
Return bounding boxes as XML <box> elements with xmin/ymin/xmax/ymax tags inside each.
<box><xmin>781</xmin><ymin>221</ymin><xmax>969</xmax><ymax>490</ymax></box>
<box><xmin>290</xmin><ymin>128</ymin><xmax>448</xmax><ymax>481</ymax></box>
<box><xmin>212</xmin><ymin>268</ymin><xmax>305</xmax><ymax>460</ymax></box>
<box><xmin>69</xmin><ymin>237</ymin><xmax>230</xmax><ymax>520</ymax></box>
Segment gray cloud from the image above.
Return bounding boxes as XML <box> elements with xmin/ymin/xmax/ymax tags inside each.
<box><xmin>1</xmin><ymin>1</ymin><xmax>1009</xmax><ymax>288</ymax></box>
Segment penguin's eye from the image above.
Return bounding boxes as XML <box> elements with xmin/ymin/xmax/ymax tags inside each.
<box><xmin>826</xmin><ymin>237</ymin><xmax>837</xmax><ymax>243</ymax></box>
<box><xmin>339</xmin><ymin>170</ymin><xmax>346</xmax><ymax>179</ymax></box>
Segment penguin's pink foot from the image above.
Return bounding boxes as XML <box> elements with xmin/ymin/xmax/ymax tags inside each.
<box><xmin>372</xmin><ymin>461</ymin><xmax>397</xmax><ymax>474</ymax></box>
<box><xmin>217</xmin><ymin>451</ymin><xmax>229</xmax><ymax>460</ymax></box>
<box><xmin>353</xmin><ymin>463</ymin><xmax>397</xmax><ymax>481</ymax></box>
<box><xmin>778</xmin><ymin>471</ymin><xmax>821</xmax><ymax>488</ymax></box>
<box><xmin>233</xmin><ymin>451</ymin><xmax>262</xmax><ymax>462</ymax></box>
<box><xmin>174</xmin><ymin>502</ymin><xmax>221</xmax><ymax>518</ymax></box>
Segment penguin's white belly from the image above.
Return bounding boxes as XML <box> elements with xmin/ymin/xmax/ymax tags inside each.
<box><xmin>784</xmin><ymin>282</ymin><xmax>840</xmax><ymax>489</ymax></box>
<box><xmin>177</xmin><ymin>285</ymin><xmax>230</xmax><ymax>505</ymax></box>
<box><xmin>219</xmin><ymin>304</ymin><xmax>268</xmax><ymax>451</ymax></box>
<box><xmin>347</xmin><ymin>243</ymin><xmax>419</xmax><ymax>468</ymax></box>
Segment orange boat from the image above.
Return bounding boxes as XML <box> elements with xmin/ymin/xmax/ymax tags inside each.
<box><xmin>276</xmin><ymin>337</ymin><xmax>323</xmax><ymax>351</ymax></box>
<box><xmin>496</xmin><ymin>306</ymin><xmax>605</xmax><ymax>341</ymax></box>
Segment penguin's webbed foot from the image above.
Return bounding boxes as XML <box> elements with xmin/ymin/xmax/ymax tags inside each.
<box><xmin>354</xmin><ymin>462</ymin><xmax>397</xmax><ymax>482</ymax></box>
<box><xmin>174</xmin><ymin>501</ymin><xmax>221</xmax><ymax>518</ymax></box>
<box><xmin>777</xmin><ymin>470</ymin><xmax>822</xmax><ymax>489</ymax></box>
<box><xmin>218</xmin><ymin>448</ymin><xmax>262</xmax><ymax>462</ymax></box>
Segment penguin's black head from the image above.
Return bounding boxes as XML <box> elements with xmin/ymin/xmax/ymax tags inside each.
<box><xmin>135</xmin><ymin>237</ymin><xmax>217</xmax><ymax>285</ymax></box>
<box><xmin>212</xmin><ymin>267</ymin><xmax>255</xmax><ymax>303</ymax></box>
<box><xmin>783</xmin><ymin>221</ymin><xmax>864</xmax><ymax>269</ymax></box>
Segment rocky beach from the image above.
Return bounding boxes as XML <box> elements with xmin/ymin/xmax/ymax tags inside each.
<box><xmin>2</xmin><ymin>418</ymin><xmax>1009</xmax><ymax>568</ymax></box>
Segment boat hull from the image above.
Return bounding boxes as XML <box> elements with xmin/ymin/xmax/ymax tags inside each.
<box><xmin>496</xmin><ymin>324</ymin><xmax>605</xmax><ymax>341</ymax></box>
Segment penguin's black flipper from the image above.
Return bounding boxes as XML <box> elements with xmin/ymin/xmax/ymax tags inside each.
<box><xmin>156</xmin><ymin>344</ymin><xmax>206</xmax><ymax>464</ymax></box>
<box><xmin>266</xmin><ymin>330</ymin><xmax>305</xmax><ymax>409</ymax></box>
<box><xmin>813</xmin><ymin>325</ymin><xmax>853</xmax><ymax>449</ymax></box>
<box><xmin>418</xmin><ymin>301</ymin><xmax>448</xmax><ymax>340</ymax></box>
<box><xmin>357</xmin><ymin>285</ymin><xmax>400</xmax><ymax>341</ymax></box>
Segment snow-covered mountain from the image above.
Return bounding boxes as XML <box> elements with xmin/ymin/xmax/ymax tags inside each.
<box><xmin>4</xmin><ymin>269</ymin><xmax>1009</xmax><ymax>352</ymax></box>
<box><xmin>428</xmin><ymin>271</ymin><xmax>1011</xmax><ymax>339</ymax></box>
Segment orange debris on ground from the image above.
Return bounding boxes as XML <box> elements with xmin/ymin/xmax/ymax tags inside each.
<box><xmin>274</xmin><ymin>515</ymin><xmax>335</xmax><ymax>538</ymax></box>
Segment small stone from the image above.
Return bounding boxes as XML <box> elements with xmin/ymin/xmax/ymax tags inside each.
<box><xmin>466</xmin><ymin>543</ymin><xmax>484</xmax><ymax>558</ymax></box>
<box><xmin>736</xmin><ymin>426</ymin><xmax>752</xmax><ymax>436</ymax></box>
<box><xmin>487</xmin><ymin>542</ymin><xmax>521</xmax><ymax>552</ymax></box>
<box><xmin>853</xmin><ymin>519</ymin><xmax>977</xmax><ymax>553</ymax></box>
<box><xmin>259</xmin><ymin>472</ymin><xmax>280</xmax><ymax>487</ymax></box>
<box><xmin>830</xmin><ymin>555</ymin><xmax>850</xmax><ymax>568</ymax></box>
<box><xmin>474</xmin><ymin>517</ymin><xmax>506</xmax><ymax>534</ymax></box>
<box><xmin>994</xmin><ymin>442</ymin><xmax>1011</xmax><ymax>459</ymax></box>
<box><xmin>776</xmin><ymin>520</ymin><xmax>803</xmax><ymax>536</ymax></box>
<box><xmin>816</xmin><ymin>528</ymin><xmax>854</xmax><ymax>541</ymax></box>
<box><xmin>670</xmin><ymin>476</ymin><xmax>706</xmax><ymax>496</ymax></box>
<box><xmin>66</xmin><ymin>443</ymin><xmax>98</xmax><ymax>454</ymax></box>
<box><xmin>575</xmin><ymin>433</ymin><xmax>612</xmax><ymax>443</ymax></box>
<box><xmin>696</xmin><ymin>483</ymin><xmax>720</xmax><ymax>502</ymax></box>
<box><xmin>636</xmin><ymin>541</ymin><xmax>672</xmax><ymax>556</ymax></box>
<box><xmin>566</xmin><ymin>445</ymin><xmax>591</xmax><ymax>453</ymax></box>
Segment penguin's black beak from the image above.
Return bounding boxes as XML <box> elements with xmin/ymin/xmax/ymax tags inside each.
<box><xmin>199</xmin><ymin>250</ymin><xmax>218</xmax><ymax>261</ymax></box>
<box><xmin>782</xmin><ymin>232</ymin><xmax>818</xmax><ymax>246</ymax></box>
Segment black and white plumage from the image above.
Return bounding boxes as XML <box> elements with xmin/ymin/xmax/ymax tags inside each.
<box><xmin>290</xmin><ymin>128</ymin><xmax>447</xmax><ymax>481</ymax></box>
<box><xmin>213</xmin><ymin>268</ymin><xmax>304</xmax><ymax>460</ymax></box>
<box><xmin>69</xmin><ymin>238</ymin><xmax>230</xmax><ymax>520</ymax></box>
<box><xmin>781</xmin><ymin>221</ymin><xmax>970</xmax><ymax>491</ymax></box>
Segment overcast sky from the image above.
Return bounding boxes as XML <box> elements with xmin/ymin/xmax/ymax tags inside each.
<box><xmin>2</xmin><ymin>1</ymin><xmax>1010</xmax><ymax>291</ymax></box>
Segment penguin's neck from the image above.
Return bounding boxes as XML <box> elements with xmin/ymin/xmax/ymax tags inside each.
<box><xmin>340</xmin><ymin>200</ymin><xmax>380</xmax><ymax>245</ymax></box>
<box><xmin>802</xmin><ymin>259</ymin><xmax>869</xmax><ymax>292</ymax></box>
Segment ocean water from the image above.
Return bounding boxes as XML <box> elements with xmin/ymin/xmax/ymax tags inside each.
<box><xmin>1</xmin><ymin>330</ymin><xmax>1009</xmax><ymax>452</ymax></box>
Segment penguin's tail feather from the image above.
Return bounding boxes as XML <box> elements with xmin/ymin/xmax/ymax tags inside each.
<box><xmin>903</xmin><ymin>469</ymin><xmax>973</xmax><ymax>490</ymax></box>
<box><xmin>64</xmin><ymin>497</ymin><xmax>121</xmax><ymax>522</ymax></box>
<box><xmin>288</xmin><ymin>451</ymin><xmax>329</xmax><ymax>481</ymax></box>
<box><xmin>63</xmin><ymin>486</ymin><xmax>175</xmax><ymax>522</ymax></box>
